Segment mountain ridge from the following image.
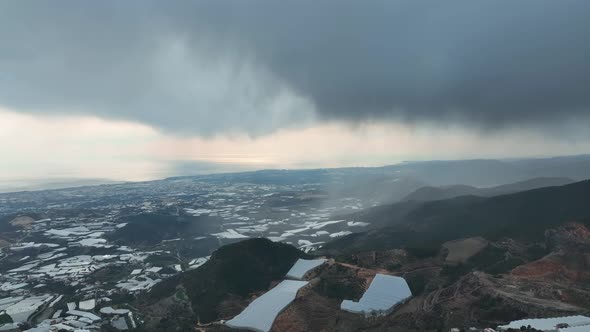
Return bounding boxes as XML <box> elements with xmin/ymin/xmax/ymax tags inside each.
<box><xmin>402</xmin><ymin>177</ymin><xmax>574</xmax><ymax>202</ymax></box>
<box><xmin>322</xmin><ymin>179</ymin><xmax>590</xmax><ymax>254</ymax></box>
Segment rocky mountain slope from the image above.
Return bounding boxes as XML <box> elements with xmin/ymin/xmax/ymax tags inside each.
<box><xmin>324</xmin><ymin>180</ymin><xmax>590</xmax><ymax>254</ymax></box>
<box><xmin>131</xmin><ymin>180</ymin><xmax>590</xmax><ymax>331</ymax></box>
<box><xmin>135</xmin><ymin>238</ymin><xmax>309</xmax><ymax>330</ymax></box>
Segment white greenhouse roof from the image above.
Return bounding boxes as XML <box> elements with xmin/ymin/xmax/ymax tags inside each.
<box><xmin>78</xmin><ymin>299</ymin><xmax>96</xmax><ymax>311</ymax></box>
<box><xmin>5</xmin><ymin>295</ymin><xmax>53</xmax><ymax>323</ymax></box>
<box><xmin>285</xmin><ymin>258</ymin><xmax>327</xmax><ymax>280</ymax></box>
<box><xmin>225</xmin><ymin>280</ymin><xmax>308</xmax><ymax>332</ymax></box>
<box><xmin>100</xmin><ymin>306</ymin><xmax>130</xmax><ymax>315</ymax></box>
<box><xmin>559</xmin><ymin>325</ymin><xmax>590</xmax><ymax>332</ymax></box>
<box><xmin>498</xmin><ymin>315</ymin><xmax>590</xmax><ymax>331</ymax></box>
<box><xmin>341</xmin><ymin>274</ymin><xmax>411</xmax><ymax>316</ymax></box>
<box><xmin>66</xmin><ymin>309</ymin><xmax>101</xmax><ymax>322</ymax></box>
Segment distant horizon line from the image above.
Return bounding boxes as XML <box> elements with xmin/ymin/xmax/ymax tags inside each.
<box><xmin>1</xmin><ymin>153</ymin><xmax>589</xmax><ymax>195</ymax></box>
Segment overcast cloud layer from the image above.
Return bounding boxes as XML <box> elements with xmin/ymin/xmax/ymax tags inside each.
<box><xmin>1</xmin><ymin>1</ymin><xmax>589</xmax><ymax>135</ymax></box>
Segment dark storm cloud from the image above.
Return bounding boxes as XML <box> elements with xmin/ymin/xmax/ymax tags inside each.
<box><xmin>0</xmin><ymin>1</ymin><xmax>589</xmax><ymax>135</ymax></box>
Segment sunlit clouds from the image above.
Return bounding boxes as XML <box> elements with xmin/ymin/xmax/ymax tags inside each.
<box><xmin>2</xmin><ymin>106</ymin><xmax>590</xmax><ymax>186</ymax></box>
<box><xmin>0</xmin><ymin>108</ymin><xmax>159</xmax><ymax>181</ymax></box>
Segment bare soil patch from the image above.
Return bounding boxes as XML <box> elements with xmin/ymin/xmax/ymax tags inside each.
<box><xmin>443</xmin><ymin>237</ymin><xmax>488</xmax><ymax>264</ymax></box>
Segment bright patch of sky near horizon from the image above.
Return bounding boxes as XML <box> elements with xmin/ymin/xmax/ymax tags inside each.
<box><xmin>2</xmin><ymin>106</ymin><xmax>590</xmax><ymax>191</ymax></box>
<box><xmin>1</xmin><ymin>1</ymin><xmax>590</xmax><ymax>192</ymax></box>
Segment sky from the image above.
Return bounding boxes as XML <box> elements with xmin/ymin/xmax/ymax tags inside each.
<box><xmin>1</xmin><ymin>1</ymin><xmax>590</xmax><ymax>188</ymax></box>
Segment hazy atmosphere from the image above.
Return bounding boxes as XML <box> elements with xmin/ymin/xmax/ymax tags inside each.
<box><xmin>2</xmin><ymin>3</ymin><xmax>590</xmax><ymax>332</ymax></box>
<box><xmin>1</xmin><ymin>1</ymin><xmax>590</xmax><ymax>188</ymax></box>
